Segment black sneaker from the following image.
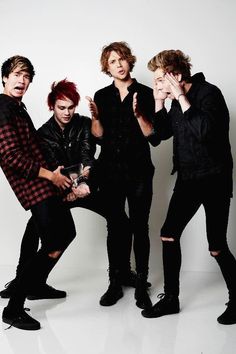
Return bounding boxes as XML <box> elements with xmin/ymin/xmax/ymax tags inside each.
<box><xmin>100</xmin><ymin>280</ymin><xmax>123</xmax><ymax>306</ymax></box>
<box><xmin>27</xmin><ymin>284</ymin><xmax>66</xmax><ymax>300</ymax></box>
<box><xmin>0</xmin><ymin>279</ymin><xmax>17</xmax><ymax>299</ymax></box>
<box><xmin>2</xmin><ymin>307</ymin><xmax>40</xmax><ymax>330</ymax></box>
<box><xmin>121</xmin><ymin>271</ymin><xmax>152</xmax><ymax>288</ymax></box>
<box><xmin>217</xmin><ymin>300</ymin><xmax>236</xmax><ymax>325</ymax></box>
<box><xmin>141</xmin><ymin>293</ymin><xmax>180</xmax><ymax>318</ymax></box>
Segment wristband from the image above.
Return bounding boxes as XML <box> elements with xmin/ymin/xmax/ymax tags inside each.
<box><xmin>177</xmin><ymin>93</ymin><xmax>185</xmax><ymax>101</ymax></box>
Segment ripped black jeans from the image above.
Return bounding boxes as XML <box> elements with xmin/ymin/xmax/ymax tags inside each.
<box><xmin>160</xmin><ymin>173</ymin><xmax>236</xmax><ymax>298</ymax></box>
<box><xmin>7</xmin><ymin>196</ymin><xmax>76</xmax><ymax>311</ymax></box>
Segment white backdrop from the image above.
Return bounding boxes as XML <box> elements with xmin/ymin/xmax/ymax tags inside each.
<box><xmin>0</xmin><ymin>0</ymin><xmax>236</xmax><ymax>277</ymax></box>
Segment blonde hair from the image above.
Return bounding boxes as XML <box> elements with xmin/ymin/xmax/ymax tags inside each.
<box><xmin>148</xmin><ymin>49</ymin><xmax>192</xmax><ymax>81</ymax></box>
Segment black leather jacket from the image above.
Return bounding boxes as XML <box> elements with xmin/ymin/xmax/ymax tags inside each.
<box><xmin>154</xmin><ymin>73</ymin><xmax>233</xmax><ymax>180</ymax></box>
<box><xmin>38</xmin><ymin>113</ymin><xmax>96</xmax><ymax>170</ymax></box>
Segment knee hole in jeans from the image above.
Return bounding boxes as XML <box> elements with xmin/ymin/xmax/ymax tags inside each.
<box><xmin>210</xmin><ymin>250</ymin><xmax>221</xmax><ymax>257</ymax></box>
<box><xmin>48</xmin><ymin>250</ymin><xmax>62</xmax><ymax>259</ymax></box>
<box><xmin>161</xmin><ymin>237</ymin><xmax>175</xmax><ymax>242</ymax></box>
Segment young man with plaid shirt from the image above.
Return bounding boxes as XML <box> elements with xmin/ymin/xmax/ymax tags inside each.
<box><xmin>0</xmin><ymin>55</ymin><xmax>76</xmax><ymax>330</ymax></box>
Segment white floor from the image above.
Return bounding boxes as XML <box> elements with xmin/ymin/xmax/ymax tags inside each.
<box><xmin>0</xmin><ymin>266</ymin><xmax>235</xmax><ymax>354</ymax></box>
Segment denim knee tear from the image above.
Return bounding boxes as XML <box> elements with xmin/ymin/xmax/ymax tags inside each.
<box><xmin>210</xmin><ymin>250</ymin><xmax>221</xmax><ymax>257</ymax></box>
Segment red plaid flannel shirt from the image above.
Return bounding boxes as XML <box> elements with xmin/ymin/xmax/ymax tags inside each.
<box><xmin>0</xmin><ymin>94</ymin><xmax>56</xmax><ymax>210</ymax></box>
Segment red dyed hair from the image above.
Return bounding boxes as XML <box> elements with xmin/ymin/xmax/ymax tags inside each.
<box><xmin>47</xmin><ymin>79</ymin><xmax>80</xmax><ymax>110</ymax></box>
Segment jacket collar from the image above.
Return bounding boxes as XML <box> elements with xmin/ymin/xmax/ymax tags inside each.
<box><xmin>50</xmin><ymin>113</ymin><xmax>80</xmax><ymax>134</ymax></box>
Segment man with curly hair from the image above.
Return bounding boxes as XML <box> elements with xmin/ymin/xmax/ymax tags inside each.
<box><xmin>87</xmin><ymin>42</ymin><xmax>160</xmax><ymax>309</ymax></box>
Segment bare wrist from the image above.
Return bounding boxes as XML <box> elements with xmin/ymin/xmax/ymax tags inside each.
<box><xmin>155</xmin><ymin>100</ymin><xmax>164</xmax><ymax>112</ymax></box>
<box><xmin>38</xmin><ymin>167</ymin><xmax>53</xmax><ymax>181</ymax></box>
<box><xmin>48</xmin><ymin>171</ymin><xmax>54</xmax><ymax>182</ymax></box>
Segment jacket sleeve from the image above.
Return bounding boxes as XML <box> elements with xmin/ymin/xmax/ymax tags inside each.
<box><xmin>38</xmin><ymin>136</ymin><xmax>59</xmax><ymax>170</ymax></box>
<box><xmin>137</xmin><ymin>87</ymin><xmax>162</xmax><ymax>147</ymax></box>
<box><xmin>182</xmin><ymin>86</ymin><xmax>229</xmax><ymax>142</ymax></box>
<box><xmin>92</xmin><ymin>91</ymin><xmax>104</xmax><ymax>146</ymax></box>
<box><xmin>79</xmin><ymin>118</ymin><xmax>96</xmax><ymax>168</ymax></box>
<box><xmin>0</xmin><ymin>114</ymin><xmax>40</xmax><ymax>179</ymax></box>
<box><xmin>152</xmin><ymin>108</ymin><xmax>173</xmax><ymax>141</ymax></box>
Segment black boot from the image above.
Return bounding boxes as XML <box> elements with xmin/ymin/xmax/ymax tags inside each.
<box><xmin>141</xmin><ymin>293</ymin><xmax>180</xmax><ymax>318</ymax></box>
<box><xmin>120</xmin><ymin>270</ymin><xmax>152</xmax><ymax>288</ymax></box>
<box><xmin>99</xmin><ymin>270</ymin><xmax>123</xmax><ymax>306</ymax></box>
<box><xmin>217</xmin><ymin>299</ymin><xmax>236</xmax><ymax>325</ymax></box>
<box><xmin>214</xmin><ymin>247</ymin><xmax>236</xmax><ymax>324</ymax></box>
<box><xmin>134</xmin><ymin>273</ymin><xmax>152</xmax><ymax>310</ymax></box>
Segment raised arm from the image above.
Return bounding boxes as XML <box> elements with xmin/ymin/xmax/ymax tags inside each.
<box><xmin>85</xmin><ymin>96</ymin><xmax>104</xmax><ymax>138</ymax></box>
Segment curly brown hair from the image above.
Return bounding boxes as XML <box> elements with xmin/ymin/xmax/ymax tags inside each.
<box><xmin>148</xmin><ymin>50</ymin><xmax>192</xmax><ymax>81</ymax></box>
<box><xmin>100</xmin><ymin>41</ymin><xmax>136</xmax><ymax>76</ymax></box>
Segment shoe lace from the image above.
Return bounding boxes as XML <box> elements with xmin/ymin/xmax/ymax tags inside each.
<box><xmin>4</xmin><ymin>308</ymin><xmax>30</xmax><ymax>330</ymax></box>
<box><xmin>157</xmin><ymin>293</ymin><xmax>166</xmax><ymax>300</ymax></box>
<box><xmin>4</xmin><ymin>280</ymin><xmax>13</xmax><ymax>289</ymax></box>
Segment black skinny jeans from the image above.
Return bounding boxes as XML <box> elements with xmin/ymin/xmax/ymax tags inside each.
<box><xmin>160</xmin><ymin>173</ymin><xmax>236</xmax><ymax>297</ymax></box>
<box><xmin>8</xmin><ymin>196</ymin><xmax>76</xmax><ymax>310</ymax></box>
<box><xmin>100</xmin><ymin>177</ymin><xmax>153</xmax><ymax>277</ymax></box>
<box><xmin>15</xmin><ymin>190</ymin><xmax>132</xmax><ymax>280</ymax></box>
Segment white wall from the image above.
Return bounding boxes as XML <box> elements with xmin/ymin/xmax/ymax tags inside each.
<box><xmin>0</xmin><ymin>0</ymin><xmax>236</xmax><ymax>277</ymax></box>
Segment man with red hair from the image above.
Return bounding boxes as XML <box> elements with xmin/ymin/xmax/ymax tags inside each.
<box><xmin>1</xmin><ymin>78</ymin><xmax>136</xmax><ymax>302</ymax></box>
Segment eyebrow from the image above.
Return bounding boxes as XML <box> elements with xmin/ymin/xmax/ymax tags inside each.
<box><xmin>58</xmin><ymin>104</ymin><xmax>75</xmax><ymax>108</ymax></box>
<box><xmin>13</xmin><ymin>70</ymin><xmax>30</xmax><ymax>76</ymax></box>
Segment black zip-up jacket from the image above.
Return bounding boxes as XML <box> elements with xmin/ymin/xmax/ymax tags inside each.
<box><xmin>38</xmin><ymin>113</ymin><xmax>96</xmax><ymax>170</ymax></box>
<box><xmin>154</xmin><ymin>73</ymin><xmax>233</xmax><ymax>180</ymax></box>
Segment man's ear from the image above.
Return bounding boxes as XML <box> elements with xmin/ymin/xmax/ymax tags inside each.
<box><xmin>2</xmin><ymin>76</ymin><xmax>7</xmax><ymax>84</ymax></box>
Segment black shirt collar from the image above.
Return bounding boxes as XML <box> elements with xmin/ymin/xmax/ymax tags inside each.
<box><xmin>111</xmin><ymin>78</ymin><xmax>138</xmax><ymax>94</ymax></box>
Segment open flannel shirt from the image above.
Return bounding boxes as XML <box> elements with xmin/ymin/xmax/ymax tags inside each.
<box><xmin>0</xmin><ymin>94</ymin><xmax>56</xmax><ymax>210</ymax></box>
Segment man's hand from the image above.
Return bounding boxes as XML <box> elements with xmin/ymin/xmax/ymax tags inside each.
<box><xmin>165</xmin><ymin>73</ymin><xmax>184</xmax><ymax>100</ymax></box>
<box><xmin>72</xmin><ymin>183</ymin><xmax>90</xmax><ymax>198</ymax></box>
<box><xmin>153</xmin><ymin>78</ymin><xmax>168</xmax><ymax>112</ymax></box>
<box><xmin>51</xmin><ymin>166</ymin><xmax>71</xmax><ymax>190</ymax></box>
<box><xmin>85</xmin><ymin>96</ymin><xmax>99</xmax><ymax>120</ymax></box>
<box><xmin>85</xmin><ymin>96</ymin><xmax>104</xmax><ymax>137</ymax></box>
<box><xmin>65</xmin><ymin>183</ymin><xmax>90</xmax><ymax>202</ymax></box>
<box><xmin>153</xmin><ymin>79</ymin><xmax>168</xmax><ymax>101</ymax></box>
<box><xmin>81</xmin><ymin>165</ymin><xmax>91</xmax><ymax>178</ymax></box>
<box><xmin>133</xmin><ymin>92</ymin><xmax>142</xmax><ymax>118</ymax></box>
<box><xmin>132</xmin><ymin>92</ymin><xmax>153</xmax><ymax>137</ymax></box>
<box><xmin>165</xmin><ymin>73</ymin><xmax>190</xmax><ymax>112</ymax></box>
<box><xmin>65</xmin><ymin>191</ymin><xmax>77</xmax><ymax>202</ymax></box>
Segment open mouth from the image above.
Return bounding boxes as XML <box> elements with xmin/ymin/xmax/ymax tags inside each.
<box><xmin>14</xmin><ymin>86</ymin><xmax>24</xmax><ymax>91</ymax></box>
